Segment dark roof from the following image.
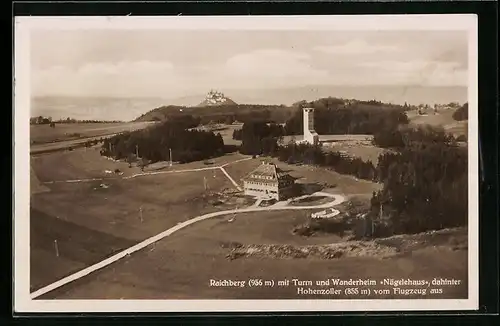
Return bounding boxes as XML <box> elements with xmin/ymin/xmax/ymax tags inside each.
<box><xmin>242</xmin><ymin>162</ymin><xmax>296</xmax><ymax>183</ymax></box>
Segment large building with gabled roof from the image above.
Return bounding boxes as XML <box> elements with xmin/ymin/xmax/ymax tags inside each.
<box><xmin>242</xmin><ymin>162</ymin><xmax>297</xmax><ymax>201</ymax></box>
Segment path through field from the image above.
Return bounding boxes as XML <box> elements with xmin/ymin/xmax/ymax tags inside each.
<box><xmin>30</xmin><ymin>191</ymin><xmax>345</xmax><ymax>299</ymax></box>
<box><xmin>42</xmin><ymin>157</ymin><xmax>253</xmax><ymax>191</ymax></box>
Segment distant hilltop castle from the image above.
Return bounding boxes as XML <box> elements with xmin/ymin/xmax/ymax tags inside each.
<box><xmin>197</xmin><ymin>89</ymin><xmax>237</xmax><ymax>107</ymax></box>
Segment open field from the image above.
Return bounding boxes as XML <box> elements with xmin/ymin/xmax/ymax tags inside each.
<box><xmin>31</xmin><ymin>147</ymin><xmax>248</xmax><ymax>182</ymax></box>
<box><xmin>30</xmin><ymin>136</ymin><xmax>117</xmax><ymax>156</ymax></box>
<box><xmin>30</xmin><ymin>149</ymin><xmax>251</xmax><ymax>291</ymax></box>
<box><xmin>41</xmin><ymin>222</ymin><xmax>468</xmax><ymax>299</ymax></box>
<box><xmin>322</xmin><ymin>142</ymin><xmax>388</xmax><ymax>164</ymax></box>
<box><xmin>30</xmin><ymin>208</ymin><xmax>136</xmax><ymax>292</ymax></box>
<box><xmin>30</xmin><ymin>121</ymin><xmax>156</xmax><ymax>144</ymax></box>
<box><xmin>407</xmin><ymin>109</ymin><xmax>467</xmax><ymax>137</ymax></box>
<box><xmin>32</xmin><ymin>147</ymin><xmax>141</xmax><ymax>182</ymax></box>
<box><xmin>30</xmin><ymin>146</ymin><xmax>465</xmax><ymax>300</ymax></box>
<box><xmin>217</xmin><ymin>123</ymin><xmax>243</xmax><ymax>146</ymax></box>
<box><xmin>223</xmin><ymin>157</ymin><xmax>383</xmax><ymax>196</ymax></box>
<box><xmin>282</xmin><ymin>135</ymin><xmax>388</xmax><ymax>164</ymax></box>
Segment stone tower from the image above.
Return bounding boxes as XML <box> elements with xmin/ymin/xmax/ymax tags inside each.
<box><xmin>303</xmin><ymin>108</ymin><xmax>319</xmax><ymax>145</ymax></box>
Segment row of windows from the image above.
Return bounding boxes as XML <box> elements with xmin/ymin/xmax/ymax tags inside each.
<box><xmin>250</xmin><ymin>174</ymin><xmax>274</xmax><ymax>180</ymax></box>
<box><xmin>246</xmin><ymin>188</ymin><xmax>278</xmax><ymax>194</ymax></box>
<box><xmin>245</xmin><ymin>181</ymin><xmax>277</xmax><ymax>187</ymax></box>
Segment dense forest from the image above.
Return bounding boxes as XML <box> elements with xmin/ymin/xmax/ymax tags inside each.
<box><xmin>234</xmin><ymin>121</ymin><xmax>284</xmax><ymax>152</ymax></box>
<box><xmin>284</xmin><ymin>105</ymin><xmax>409</xmax><ymax>135</ymax></box>
<box><xmin>452</xmin><ymin>102</ymin><xmax>469</xmax><ymax>121</ymax></box>
<box><xmin>134</xmin><ymin>104</ymin><xmax>294</xmax><ymax>124</ymax></box>
<box><xmin>371</xmin><ymin>142</ymin><xmax>467</xmax><ymax>234</ymax></box>
<box><xmin>229</xmin><ymin>99</ymin><xmax>410</xmax><ymax>139</ymax></box>
<box><xmin>373</xmin><ymin>124</ymin><xmax>456</xmax><ymax>149</ymax></box>
<box><xmin>133</xmin><ymin>96</ymin><xmax>410</xmax><ymax>129</ymax></box>
<box><xmin>100</xmin><ymin>115</ymin><xmax>224</xmax><ymax>166</ymax></box>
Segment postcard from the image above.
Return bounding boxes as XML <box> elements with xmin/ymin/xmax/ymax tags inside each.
<box><xmin>14</xmin><ymin>14</ymin><xmax>478</xmax><ymax>312</ymax></box>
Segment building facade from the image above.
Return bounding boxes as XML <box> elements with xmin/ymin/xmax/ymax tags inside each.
<box><xmin>242</xmin><ymin>162</ymin><xmax>296</xmax><ymax>201</ymax></box>
<box><xmin>303</xmin><ymin>108</ymin><xmax>319</xmax><ymax>145</ymax></box>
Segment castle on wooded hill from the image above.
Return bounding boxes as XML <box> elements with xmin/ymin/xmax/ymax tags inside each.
<box><xmin>197</xmin><ymin>90</ymin><xmax>237</xmax><ymax>107</ymax></box>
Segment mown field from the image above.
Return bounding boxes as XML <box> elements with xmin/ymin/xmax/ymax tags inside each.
<box><xmin>407</xmin><ymin>109</ymin><xmax>467</xmax><ymax>138</ymax></box>
<box><xmin>223</xmin><ymin>157</ymin><xmax>383</xmax><ymax>196</ymax></box>
<box><xmin>30</xmin><ymin>146</ymin><xmax>467</xmax><ymax>300</ymax></box>
<box><xmin>30</xmin><ymin>148</ymin><xmax>245</xmax><ymax>291</ymax></box>
<box><xmin>30</xmin><ymin>122</ymin><xmax>156</xmax><ymax>144</ymax></box>
<box><xmin>42</xmin><ymin>218</ymin><xmax>468</xmax><ymax>300</ymax></box>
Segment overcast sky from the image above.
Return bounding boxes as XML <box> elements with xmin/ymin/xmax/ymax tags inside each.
<box><xmin>31</xmin><ymin>30</ymin><xmax>468</xmax><ymax>98</ymax></box>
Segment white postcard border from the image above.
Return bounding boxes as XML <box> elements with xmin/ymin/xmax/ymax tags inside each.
<box><xmin>14</xmin><ymin>14</ymin><xmax>479</xmax><ymax>313</ymax></box>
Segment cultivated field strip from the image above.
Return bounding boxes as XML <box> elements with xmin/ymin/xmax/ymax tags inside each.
<box><xmin>30</xmin><ymin>192</ymin><xmax>345</xmax><ymax>299</ymax></box>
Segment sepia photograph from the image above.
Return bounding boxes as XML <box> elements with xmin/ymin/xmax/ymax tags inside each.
<box><xmin>14</xmin><ymin>15</ymin><xmax>478</xmax><ymax>312</ymax></box>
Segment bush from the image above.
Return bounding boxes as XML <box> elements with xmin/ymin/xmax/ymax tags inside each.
<box><xmin>452</xmin><ymin>103</ymin><xmax>468</xmax><ymax>121</ymax></box>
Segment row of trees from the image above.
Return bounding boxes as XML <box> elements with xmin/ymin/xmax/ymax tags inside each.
<box><xmin>101</xmin><ymin>115</ymin><xmax>225</xmax><ymax>164</ymax></box>
<box><xmin>55</xmin><ymin>118</ymin><xmax>124</xmax><ymax>124</ymax></box>
<box><xmin>30</xmin><ymin>116</ymin><xmax>53</xmax><ymax>125</ymax></box>
<box><xmin>30</xmin><ymin>116</ymin><xmax>123</xmax><ymax>125</ymax></box>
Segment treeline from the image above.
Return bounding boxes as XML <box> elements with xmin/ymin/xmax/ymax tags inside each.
<box><xmin>55</xmin><ymin>118</ymin><xmax>124</xmax><ymax>124</ymax></box>
<box><xmin>236</xmin><ymin>121</ymin><xmax>376</xmax><ymax>181</ymax></box>
<box><xmin>295</xmin><ymin>96</ymin><xmax>411</xmax><ymax>112</ymax></box>
<box><xmin>373</xmin><ymin>124</ymin><xmax>456</xmax><ymax>149</ymax></box>
<box><xmin>101</xmin><ymin>115</ymin><xmax>224</xmax><ymax>164</ymax></box>
<box><xmin>30</xmin><ymin>116</ymin><xmax>123</xmax><ymax>124</ymax></box>
<box><xmin>232</xmin><ymin>122</ymin><xmax>284</xmax><ymax>142</ymax></box>
<box><xmin>284</xmin><ymin>106</ymin><xmax>409</xmax><ymax>135</ymax></box>
<box><xmin>30</xmin><ymin>116</ymin><xmax>53</xmax><ymax>125</ymax></box>
<box><xmin>83</xmin><ymin>138</ymin><xmax>106</xmax><ymax>148</ymax></box>
<box><xmin>452</xmin><ymin>102</ymin><xmax>468</xmax><ymax>121</ymax></box>
<box><xmin>363</xmin><ymin>121</ymin><xmax>468</xmax><ymax>234</ymax></box>
<box><xmin>230</xmin><ymin>103</ymin><xmax>410</xmax><ymax>140</ymax></box>
<box><xmin>134</xmin><ymin>104</ymin><xmax>294</xmax><ymax>124</ymax></box>
<box><xmin>273</xmin><ymin>143</ymin><xmax>376</xmax><ymax>181</ymax></box>
<box><xmin>134</xmin><ymin>96</ymin><xmax>412</xmax><ymax>128</ymax></box>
